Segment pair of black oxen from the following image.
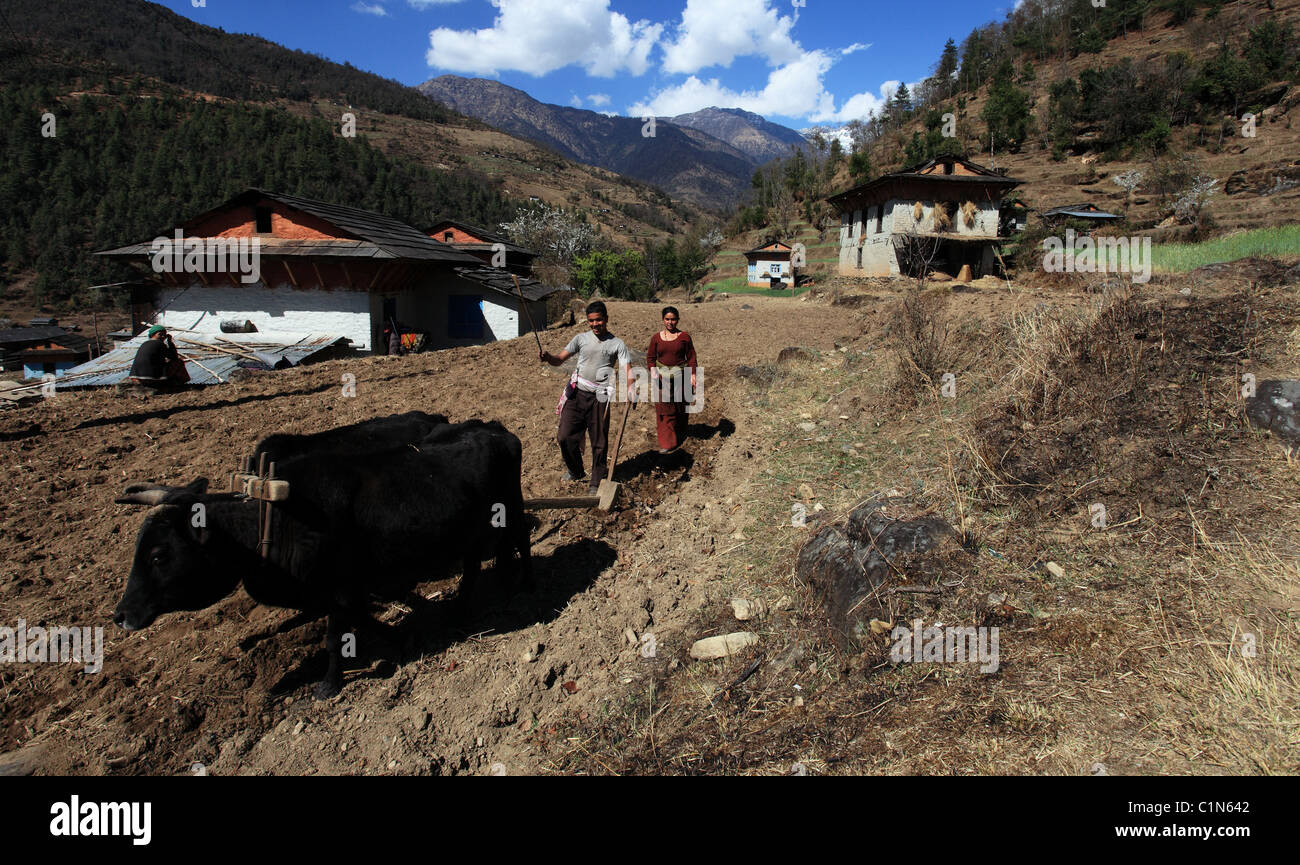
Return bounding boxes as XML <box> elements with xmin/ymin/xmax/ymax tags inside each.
<box><xmin>112</xmin><ymin>412</ymin><xmax>531</xmax><ymax>699</ymax></box>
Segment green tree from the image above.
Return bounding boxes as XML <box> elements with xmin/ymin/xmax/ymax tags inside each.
<box><xmin>848</xmin><ymin>150</ymin><xmax>873</xmax><ymax>184</ymax></box>
<box><xmin>982</xmin><ymin>60</ymin><xmax>1033</xmax><ymax>153</ymax></box>
<box><xmin>571</xmin><ymin>249</ymin><xmax>645</xmax><ymax>300</ymax></box>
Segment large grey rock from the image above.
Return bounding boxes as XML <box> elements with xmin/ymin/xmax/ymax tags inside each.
<box><xmin>797</xmin><ymin>498</ymin><xmax>966</xmax><ymax>650</ymax></box>
<box><xmin>1246</xmin><ymin>379</ymin><xmax>1300</xmax><ymax>450</ymax></box>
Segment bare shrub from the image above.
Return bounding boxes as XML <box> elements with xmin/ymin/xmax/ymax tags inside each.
<box><xmin>891</xmin><ymin>285</ymin><xmax>955</xmax><ymax>399</ymax></box>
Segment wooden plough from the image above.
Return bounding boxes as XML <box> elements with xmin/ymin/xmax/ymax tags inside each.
<box><xmin>523</xmin><ymin>398</ymin><xmax>634</xmax><ymax>513</ymax></box>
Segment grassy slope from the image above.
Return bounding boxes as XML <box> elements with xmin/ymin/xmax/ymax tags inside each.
<box><xmin>555</xmin><ymin>271</ymin><xmax>1300</xmax><ymax>775</ymax></box>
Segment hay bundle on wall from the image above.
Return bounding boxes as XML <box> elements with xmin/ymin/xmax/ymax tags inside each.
<box><xmin>933</xmin><ymin>203</ymin><xmax>952</xmax><ymax>231</ymax></box>
<box><xmin>962</xmin><ymin>200</ymin><xmax>978</xmax><ymax>228</ymax></box>
<box><xmin>913</xmin><ymin>201</ymin><xmax>924</xmax><ymax>222</ymax></box>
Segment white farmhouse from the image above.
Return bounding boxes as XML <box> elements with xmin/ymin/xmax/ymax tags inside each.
<box><xmin>744</xmin><ymin>241</ymin><xmax>794</xmax><ymax>288</ymax></box>
<box><xmin>827</xmin><ymin>156</ymin><xmax>1023</xmax><ymax>281</ymax></box>
<box><xmin>98</xmin><ymin>189</ymin><xmax>558</xmax><ymax>353</ymax></box>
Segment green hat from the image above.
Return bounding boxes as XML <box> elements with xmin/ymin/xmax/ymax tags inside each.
<box><xmin>147</xmin><ymin>325</ymin><xmax>166</xmax><ymax>337</ymax></box>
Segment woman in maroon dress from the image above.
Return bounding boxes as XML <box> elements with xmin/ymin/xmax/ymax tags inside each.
<box><xmin>647</xmin><ymin>307</ymin><xmax>698</xmax><ymax>454</ymax></box>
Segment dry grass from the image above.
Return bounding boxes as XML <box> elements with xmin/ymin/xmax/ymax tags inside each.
<box><xmin>551</xmin><ymin>274</ymin><xmax>1299</xmax><ymax>775</ymax></box>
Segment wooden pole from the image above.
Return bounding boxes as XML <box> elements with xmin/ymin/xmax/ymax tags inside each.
<box><xmin>511</xmin><ymin>274</ymin><xmax>545</xmax><ymax>355</ymax></box>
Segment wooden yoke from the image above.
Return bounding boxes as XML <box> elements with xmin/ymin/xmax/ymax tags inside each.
<box><xmin>231</xmin><ymin>454</ymin><xmax>290</xmax><ymax>559</ymax></box>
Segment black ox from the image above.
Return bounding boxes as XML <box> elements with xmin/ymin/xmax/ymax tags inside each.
<box><xmin>113</xmin><ymin>417</ymin><xmax>531</xmax><ymax>698</ymax></box>
<box><xmin>251</xmin><ymin>410</ymin><xmax>447</xmax><ymax>465</ymax></box>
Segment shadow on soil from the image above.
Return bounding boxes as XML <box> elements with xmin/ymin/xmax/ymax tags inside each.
<box><xmin>264</xmin><ymin>538</ymin><xmax>617</xmax><ymax>696</ymax></box>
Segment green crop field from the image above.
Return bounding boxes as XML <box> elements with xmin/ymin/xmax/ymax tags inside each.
<box><xmin>1151</xmin><ymin>226</ymin><xmax>1300</xmax><ymax>272</ymax></box>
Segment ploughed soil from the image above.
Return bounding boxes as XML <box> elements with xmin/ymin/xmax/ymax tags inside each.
<box><xmin>0</xmin><ymin>296</ymin><xmax>863</xmax><ymax>775</ymax></box>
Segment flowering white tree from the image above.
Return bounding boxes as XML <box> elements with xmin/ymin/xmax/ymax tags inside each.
<box><xmin>499</xmin><ymin>204</ymin><xmax>598</xmax><ymax>263</ymax></box>
<box><xmin>698</xmin><ymin>228</ymin><xmax>723</xmax><ymax>254</ymax></box>
<box><xmin>1112</xmin><ymin>169</ymin><xmax>1143</xmax><ymax>210</ymax></box>
<box><xmin>1173</xmin><ymin>175</ymin><xmax>1219</xmax><ymax>232</ymax></box>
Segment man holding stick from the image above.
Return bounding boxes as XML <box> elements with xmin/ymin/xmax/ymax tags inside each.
<box><xmin>539</xmin><ymin>301</ymin><xmax>634</xmax><ymax>494</ymax></box>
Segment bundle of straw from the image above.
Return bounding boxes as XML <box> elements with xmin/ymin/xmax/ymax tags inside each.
<box><xmin>912</xmin><ymin>201</ymin><xmax>924</xmax><ymax>222</ymax></box>
<box><xmin>962</xmin><ymin>200</ymin><xmax>978</xmax><ymax>228</ymax></box>
<box><xmin>933</xmin><ymin>203</ymin><xmax>952</xmax><ymax>231</ymax></box>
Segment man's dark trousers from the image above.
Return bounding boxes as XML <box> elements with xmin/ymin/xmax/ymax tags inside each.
<box><xmin>558</xmin><ymin>389</ymin><xmax>611</xmax><ymax>484</ymax></box>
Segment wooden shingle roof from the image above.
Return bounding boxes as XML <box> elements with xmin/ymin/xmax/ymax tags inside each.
<box><xmin>97</xmin><ymin>189</ymin><xmax>483</xmax><ymax>265</ymax></box>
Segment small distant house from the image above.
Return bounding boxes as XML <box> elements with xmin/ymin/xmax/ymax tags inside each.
<box><xmin>425</xmin><ymin>219</ymin><xmax>538</xmax><ymax>276</ymax></box>
<box><xmin>1041</xmin><ymin>203</ymin><xmax>1122</xmax><ymax>226</ymax></box>
<box><xmin>0</xmin><ymin>325</ymin><xmax>88</xmax><ymax>374</ymax></box>
<box><xmin>827</xmin><ymin>155</ymin><xmax>1024</xmax><ymax>280</ymax></box>
<box><xmin>20</xmin><ymin>332</ymin><xmax>92</xmax><ymax>379</ymax></box>
<box><xmin>745</xmin><ymin>241</ymin><xmax>794</xmax><ymax>288</ymax></box>
<box><xmin>97</xmin><ymin>189</ymin><xmax>560</xmax><ymax>353</ymax></box>
<box><xmin>1000</xmin><ymin>200</ymin><xmax>1030</xmax><ymax>235</ymax></box>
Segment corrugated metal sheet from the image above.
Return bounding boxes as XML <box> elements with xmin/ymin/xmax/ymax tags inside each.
<box><xmin>55</xmin><ymin>331</ymin><xmax>349</xmax><ymax>388</ymax></box>
<box><xmin>1046</xmin><ymin>209</ymin><xmax>1122</xmax><ymax>219</ymax></box>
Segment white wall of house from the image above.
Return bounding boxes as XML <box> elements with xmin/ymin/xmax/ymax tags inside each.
<box><xmin>156</xmin><ymin>283</ymin><xmax>372</xmax><ymax>350</ymax></box>
<box><xmin>747</xmin><ymin>257</ymin><xmax>792</xmax><ymax>286</ymax></box>
<box><xmin>158</xmin><ymin>277</ymin><xmax>549</xmax><ymax>355</ymax></box>
<box><xmin>483</xmin><ymin>294</ymin><xmax>519</xmax><ymax>340</ymax></box>
<box><xmin>840</xmin><ymin>201</ymin><xmax>899</xmax><ymax>277</ymax></box>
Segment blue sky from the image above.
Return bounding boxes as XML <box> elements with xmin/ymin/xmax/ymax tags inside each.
<box><xmin>162</xmin><ymin>0</ymin><xmax>1020</xmax><ymax>126</ymax></box>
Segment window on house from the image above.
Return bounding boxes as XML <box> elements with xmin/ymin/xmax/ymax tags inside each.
<box><xmin>856</xmin><ymin>247</ymin><xmax>863</xmax><ymax>269</ymax></box>
<box><xmin>443</xmin><ymin>231</ymin><xmax>454</xmax><ymax>242</ymax></box>
<box><xmin>875</xmin><ymin>206</ymin><xmax>884</xmax><ymax>234</ymax></box>
<box><xmin>769</xmin><ymin>263</ymin><xmax>781</xmax><ymax>274</ymax></box>
<box><xmin>944</xmin><ymin>162</ymin><xmax>954</xmax><ymax>175</ymax></box>
<box><xmin>254</xmin><ymin>206</ymin><xmax>272</xmax><ymax>233</ymax></box>
<box><xmin>448</xmin><ymin>295</ymin><xmax>484</xmax><ymax>339</ymax></box>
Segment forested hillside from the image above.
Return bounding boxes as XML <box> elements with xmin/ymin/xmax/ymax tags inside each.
<box><xmin>0</xmin><ymin>68</ymin><xmax>518</xmax><ymax>306</ymax></box>
<box><xmin>2</xmin><ymin>0</ymin><xmax>459</xmax><ymax>122</ymax></box>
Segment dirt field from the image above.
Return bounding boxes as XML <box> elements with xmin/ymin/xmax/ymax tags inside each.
<box><xmin>2</xmin><ymin>277</ymin><xmax>1296</xmax><ymax>776</ymax></box>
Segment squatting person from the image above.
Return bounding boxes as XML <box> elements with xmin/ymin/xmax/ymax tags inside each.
<box><xmin>540</xmin><ymin>301</ymin><xmax>634</xmax><ymax>494</ymax></box>
<box><xmin>647</xmin><ymin>306</ymin><xmax>698</xmax><ymax>454</ymax></box>
<box><xmin>129</xmin><ymin>325</ymin><xmax>188</xmax><ymax>388</ymax></box>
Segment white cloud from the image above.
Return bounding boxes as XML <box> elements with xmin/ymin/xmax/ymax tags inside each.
<box><xmin>352</xmin><ymin>2</ymin><xmax>388</xmax><ymax>15</ymax></box>
<box><xmin>408</xmin><ymin>0</ymin><xmax>465</xmax><ymax>7</ymax></box>
<box><xmin>426</xmin><ymin>0</ymin><xmax>662</xmax><ymax>77</ymax></box>
<box><xmin>630</xmin><ymin>50</ymin><xmax>836</xmax><ymax>119</ymax></box>
<box><xmin>640</xmin><ymin>1</ymin><xmax>888</xmax><ymax>123</ymax></box>
<box><xmin>629</xmin><ymin>49</ymin><xmax>908</xmax><ymax>124</ymax></box>
<box><xmin>660</xmin><ymin>0</ymin><xmax>804</xmax><ymax>74</ymax></box>
<box><xmin>586</xmin><ymin>92</ymin><xmax>611</xmax><ymax>107</ymax></box>
<box><xmin>570</xmin><ymin>94</ymin><xmax>584</xmax><ymax>107</ymax></box>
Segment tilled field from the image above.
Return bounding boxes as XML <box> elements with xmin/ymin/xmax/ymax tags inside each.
<box><xmin>0</xmin><ymin>296</ymin><xmax>856</xmax><ymax>775</ymax></box>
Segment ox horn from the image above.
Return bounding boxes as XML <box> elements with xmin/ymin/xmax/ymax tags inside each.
<box><xmin>115</xmin><ymin>487</ymin><xmax>170</xmax><ymax>506</ymax></box>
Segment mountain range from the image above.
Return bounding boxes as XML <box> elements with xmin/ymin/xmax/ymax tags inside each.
<box><xmin>418</xmin><ymin>76</ymin><xmax>808</xmax><ymax>208</ymax></box>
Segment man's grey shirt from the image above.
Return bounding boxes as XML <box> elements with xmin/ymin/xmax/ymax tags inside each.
<box><xmin>564</xmin><ymin>331</ymin><xmax>630</xmax><ymax>393</ymax></box>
